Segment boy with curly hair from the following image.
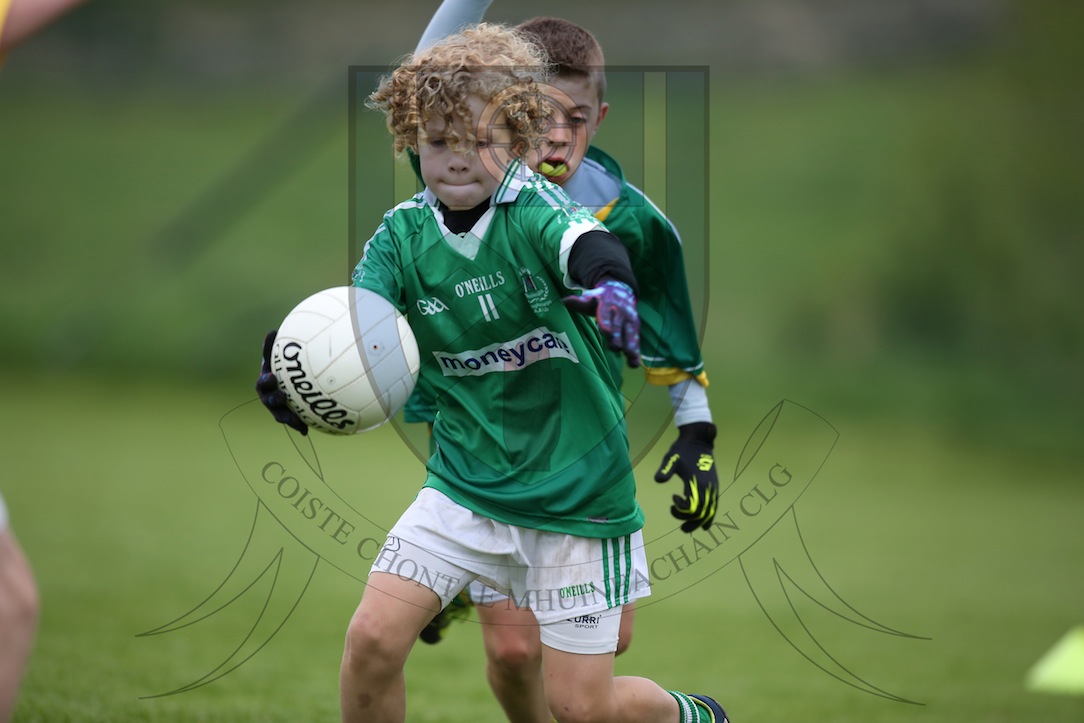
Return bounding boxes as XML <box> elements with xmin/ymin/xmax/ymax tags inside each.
<box><xmin>407</xmin><ymin>5</ymin><xmax>727</xmax><ymax>723</ymax></box>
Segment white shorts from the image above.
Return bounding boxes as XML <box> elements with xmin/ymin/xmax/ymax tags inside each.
<box><xmin>467</xmin><ymin>579</ymin><xmax>508</xmax><ymax>606</ymax></box>
<box><xmin>465</xmin><ymin>580</ymin><xmax>626</xmax><ymax>654</ymax></box>
<box><xmin>369</xmin><ymin>488</ymin><xmax>650</xmax><ymax>651</ymax></box>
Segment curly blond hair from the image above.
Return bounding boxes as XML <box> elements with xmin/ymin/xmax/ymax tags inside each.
<box><xmin>367</xmin><ymin>23</ymin><xmax>554</xmax><ymax>155</ymax></box>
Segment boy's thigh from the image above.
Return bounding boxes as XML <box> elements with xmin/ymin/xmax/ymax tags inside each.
<box><xmin>371</xmin><ymin>489</ymin><xmax>490</xmax><ymax>607</ymax></box>
<box><xmin>476</xmin><ymin>598</ymin><xmax>542</xmax><ymax>660</ymax></box>
<box><xmin>351</xmin><ymin>571</ymin><xmax>445</xmax><ymax>651</ymax></box>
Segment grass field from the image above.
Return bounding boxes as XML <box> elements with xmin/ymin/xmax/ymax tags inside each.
<box><xmin>2</xmin><ymin>374</ymin><xmax>1082</xmax><ymax>722</ymax></box>
<box><xmin>2</xmin><ymin>4</ymin><xmax>1082</xmax><ymax>718</ymax></box>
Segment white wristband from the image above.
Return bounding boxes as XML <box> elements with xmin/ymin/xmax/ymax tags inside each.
<box><xmin>668</xmin><ymin>379</ymin><xmax>712</xmax><ymax>428</ymax></box>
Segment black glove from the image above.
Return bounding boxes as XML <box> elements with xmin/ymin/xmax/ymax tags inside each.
<box><xmin>562</xmin><ymin>280</ymin><xmax>641</xmax><ymax>368</ymax></box>
<box><xmin>654</xmin><ymin>422</ymin><xmax>718</xmax><ymax>532</ymax></box>
<box><xmin>255</xmin><ymin>330</ymin><xmax>308</xmax><ymax>435</ymax></box>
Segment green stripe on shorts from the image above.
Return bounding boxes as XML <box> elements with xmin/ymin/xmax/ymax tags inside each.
<box><xmin>602</xmin><ymin>535</ymin><xmax>634</xmax><ymax>608</ymax></box>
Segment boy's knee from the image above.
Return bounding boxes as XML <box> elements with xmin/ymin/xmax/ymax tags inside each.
<box><xmin>342</xmin><ymin>612</ymin><xmax>407</xmax><ymax>674</ymax></box>
<box><xmin>486</xmin><ymin>629</ymin><xmax>541</xmax><ymax>674</ymax></box>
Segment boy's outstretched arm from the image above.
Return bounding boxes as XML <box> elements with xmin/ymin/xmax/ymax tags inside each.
<box><xmin>415</xmin><ymin>0</ymin><xmax>493</xmax><ymax>54</ymax></box>
<box><xmin>563</xmin><ymin>229</ymin><xmax>642</xmax><ymax>368</ymax></box>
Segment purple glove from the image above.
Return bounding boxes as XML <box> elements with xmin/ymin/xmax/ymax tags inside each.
<box><xmin>563</xmin><ymin>279</ymin><xmax>641</xmax><ymax>368</ymax></box>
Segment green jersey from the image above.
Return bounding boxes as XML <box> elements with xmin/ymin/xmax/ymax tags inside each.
<box><xmin>410</xmin><ymin>0</ymin><xmax>709</xmax><ymax>392</ymax></box>
<box><xmin>569</xmin><ymin>146</ymin><xmax>707</xmax><ymax>388</ymax></box>
<box><xmin>352</xmin><ymin>160</ymin><xmax>643</xmax><ymax>539</ymax></box>
<box><xmin>404</xmin><ymin>145</ymin><xmax>709</xmax><ymax>420</ymax></box>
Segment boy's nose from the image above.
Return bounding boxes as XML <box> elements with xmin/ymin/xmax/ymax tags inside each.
<box><xmin>545</xmin><ymin>123</ymin><xmax>572</xmax><ymax>147</ymax></box>
<box><xmin>448</xmin><ymin>152</ymin><xmax>471</xmax><ymax>171</ymax></box>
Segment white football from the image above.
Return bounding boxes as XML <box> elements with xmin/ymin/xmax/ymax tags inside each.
<box><xmin>270</xmin><ymin>287</ymin><xmax>420</xmax><ymax>435</ymax></box>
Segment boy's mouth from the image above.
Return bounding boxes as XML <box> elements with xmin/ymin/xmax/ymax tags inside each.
<box><xmin>538</xmin><ymin>158</ymin><xmax>569</xmax><ymax>180</ymax></box>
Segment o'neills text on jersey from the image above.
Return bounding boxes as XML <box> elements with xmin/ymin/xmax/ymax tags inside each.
<box><xmin>434</xmin><ymin>327</ymin><xmax>579</xmax><ymax>377</ymax></box>
<box><xmin>455</xmin><ymin>272</ymin><xmax>505</xmax><ymax>298</ymax></box>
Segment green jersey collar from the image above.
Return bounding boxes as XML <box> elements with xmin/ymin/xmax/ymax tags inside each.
<box><xmin>421</xmin><ymin>157</ymin><xmax>533</xmax><ymax>210</ymax></box>
<box><xmin>493</xmin><ymin>158</ymin><xmax>534</xmax><ymax>205</ymax></box>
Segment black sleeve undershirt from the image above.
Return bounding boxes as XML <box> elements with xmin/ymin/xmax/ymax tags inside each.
<box><xmin>567</xmin><ymin>230</ymin><xmax>639</xmax><ymax>294</ymax></box>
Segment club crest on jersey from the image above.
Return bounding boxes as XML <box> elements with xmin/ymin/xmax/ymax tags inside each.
<box><xmin>520</xmin><ymin>267</ymin><xmax>552</xmax><ymax>314</ymax></box>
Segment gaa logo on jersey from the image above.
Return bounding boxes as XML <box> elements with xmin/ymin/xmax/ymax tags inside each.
<box><xmin>417</xmin><ymin>296</ymin><xmax>449</xmax><ymax>315</ymax></box>
<box><xmin>519</xmin><ymin>267</ymin><xmax>551</xmax><ymax>314</ymax></box>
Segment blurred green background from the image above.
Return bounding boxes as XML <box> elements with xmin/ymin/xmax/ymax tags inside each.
<box><xmin>1</xmin><ymin>0</ymin><xmax>1082</xmax><ymax>721</ymax></box>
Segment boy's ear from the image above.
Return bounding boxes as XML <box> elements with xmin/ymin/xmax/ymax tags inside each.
<box><xmin>595</xmin><ymin>102</ymin><xmax>610</xmax><ymax>132</ymax></box>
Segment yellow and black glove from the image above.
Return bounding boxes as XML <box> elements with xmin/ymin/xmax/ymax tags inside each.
<box><xmin>654</xmin><ymin>422</ymin><xmax>718</xmax><ymax>532</ymax></box>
